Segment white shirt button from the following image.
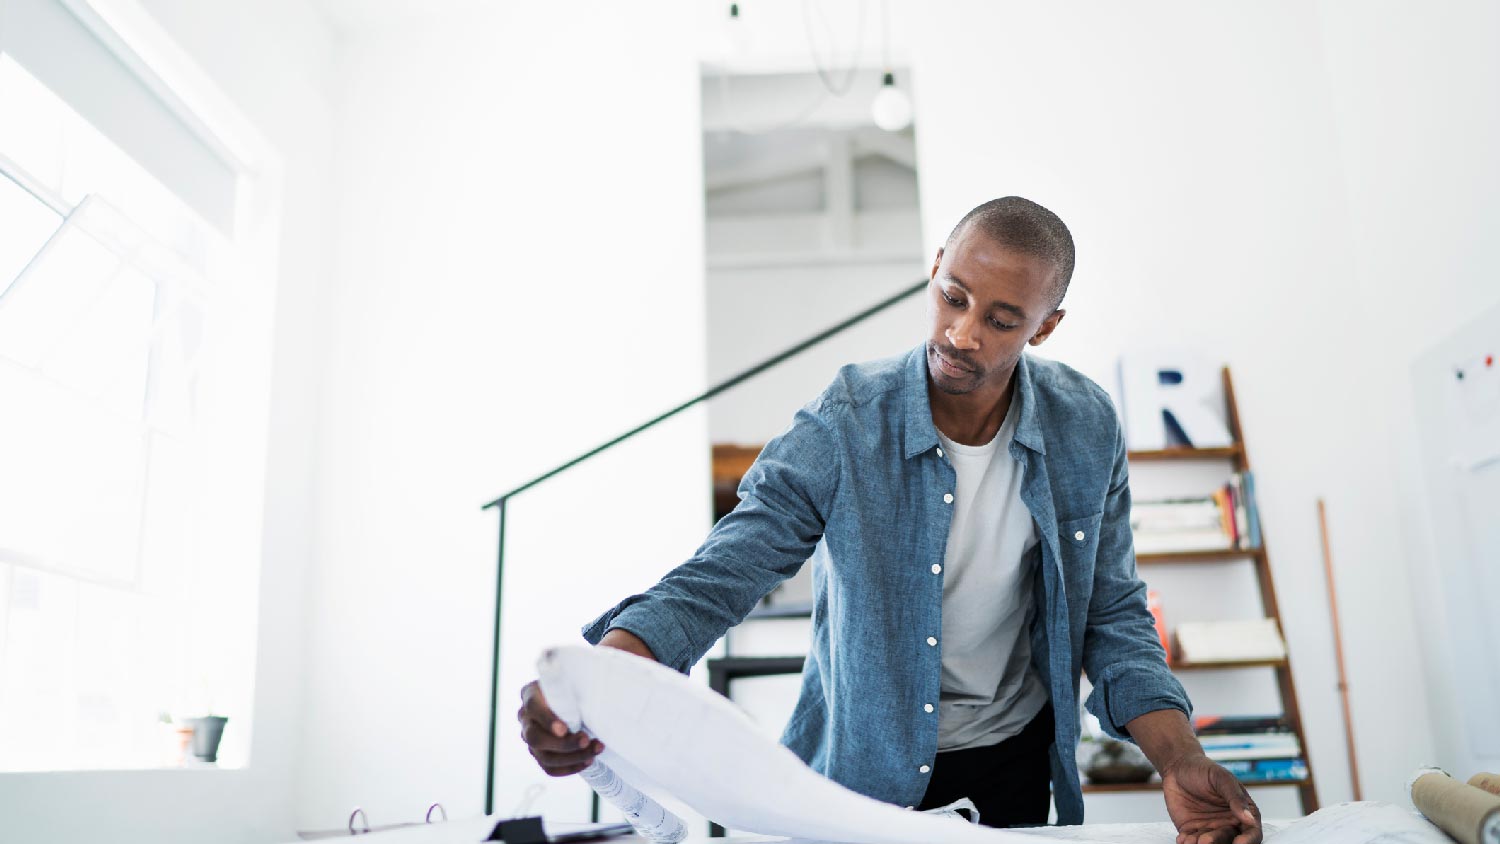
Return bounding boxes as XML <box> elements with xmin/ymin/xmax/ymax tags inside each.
<box><xmin>930</xmin><ymin>563</ymin><xmax>942</xmax><ymax>575</ymax></box>
<box><xmin>943</xmin><ymin>493</ymin><xmax>954</xmax><ymax>504</ymax></box>
<box><xmin>926</xmin><ymin>636</ymin><xmax>937</xmax><ymax>646</ymax></box>
<box><xmin>1074</xmin><ymin>530</ymin><xmax>1086</xmax><ymax>541</ymax></box>
<box><xmin>924</xmin><ymin>703</ymin><xmax>934</xmax><ymax>713</ymax></box>
<box><xmin>919</xmin><ymin>764</ymin><xmax>931</xmax><ymax>774</ymax></box>
<box><xmin>936</xmin><ymin>447</ymin><xmax>944</xmax><ymax>457</ymax></box>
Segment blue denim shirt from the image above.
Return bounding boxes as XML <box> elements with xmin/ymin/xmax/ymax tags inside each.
<box><xmin>583</xmin><ymin>344</ymin><xmax>1190</xmax><ymax>824</ymax></box>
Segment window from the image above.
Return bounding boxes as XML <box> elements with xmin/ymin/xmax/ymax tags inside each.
<box><xmin>0</xmin><ymin>44</ymin><xmax>270</xmax><ymax>771</ymax></box>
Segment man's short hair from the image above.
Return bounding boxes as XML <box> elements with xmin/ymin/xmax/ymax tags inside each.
<box><xmin>946</xmin><ymin>196</ymin><xmax>1075</xmax><ymax>309</ymax></box>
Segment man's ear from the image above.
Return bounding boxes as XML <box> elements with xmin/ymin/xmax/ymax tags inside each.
<box><xmin>930</xmin><ymin>247</ymin><xmax>944</xmax><ymax>280</ymax></box>
<box><xmin>1029</xmin><ymin>309</ymin><xmax>1066</xmax><ymax>346</ymax></box>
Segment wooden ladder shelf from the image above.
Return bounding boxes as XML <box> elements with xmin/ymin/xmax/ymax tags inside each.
<box><xmin>1091</xmin><ymin>367</ymin><xmax>1320</xmax><ymax>813</ymax></box>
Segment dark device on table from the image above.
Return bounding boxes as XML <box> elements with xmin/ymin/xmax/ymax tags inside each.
<box><xmin>489</xmin><ymin>816</ymin><xmax>636</xmax><ymax>843</ymax></box>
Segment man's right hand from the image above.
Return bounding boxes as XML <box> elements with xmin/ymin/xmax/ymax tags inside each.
<box><xmin>517</xmin><ymin>629</ymin><xmax>657</xmax><ymax>777</ymax></box>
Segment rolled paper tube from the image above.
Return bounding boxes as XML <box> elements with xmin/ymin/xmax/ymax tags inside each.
<box><xmin>1471</xmin><ymin>773</ymin><xmax>1500</xmax><ymax>797</ymax></box>
<box><xmin>1410</xmin><ymin>769</ymin><xmax>1500</xmax><ymax>844</ymax></box>
<box><xmin>537</xmin><ymin>649</ymin><xmax>688</xmax><ymax>844</ymax></box>
<box><xmin>577</xmin><ymin>760</ymin><xmax>687</xmax><ymax>844</ymax></box>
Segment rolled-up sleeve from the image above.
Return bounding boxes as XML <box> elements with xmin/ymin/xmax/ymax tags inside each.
<box><xmin>582</xmin><ymin>395</ymin><xmax>842</xmax><ymax>673</ymax></box>
<box><xmin>1082</xmin><ymin>421</ymin><xmax>1192</xmax><ymax>739</ymax></box>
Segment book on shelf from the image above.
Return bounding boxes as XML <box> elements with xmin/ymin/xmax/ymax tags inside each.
<box><xmin>1218</xmin><ymin>757</ymin><xmax>1309</xmax><ymax>782</ymax></box>
<box><xmin>1195</xmin><ymin>717</ymin><xmax>1305</xmax><ymax>774</ymax></box>
<box><xmin>1194</xmin><ymin>714</ymin><xmax>1293</xmax><ymax>735</ymax></box>
<box><xmin>1200</xmin><ymin>733</ymin><xmax>1303</xmax><ymax>761</ymax></box>
<box><xmin>1130</xmin><ymin>471</ymin><xmax>1262</xmax><ymax>553</ymax></box>
<box><xmin>1229</xmin><ymin>474</ymin><xmax>1248</xmax><ymax>548</ymax></box>
<box><xmin>1132</xmin><ymin>497</ymin><xmax>1232</xmax><ymax>552</ymax></box>
<box><xmin>1242</xmin><ymin>470</ymin><xmax>1262</xmax><ymax>547</ymax></box>
<box><xmin>1147</xmin><ymin>589</ymin><xmax>1171</xmax><ymax>664</ymax></box>
<box><xmin>1212</xmin><ymin>487</ymin><xmax>1237</xmax><ymax>547</ymax></box>
<box><xmin>1174</xmin><ymin>618</ymin><xmax>1287</xmax><ymax>663</ymax></box>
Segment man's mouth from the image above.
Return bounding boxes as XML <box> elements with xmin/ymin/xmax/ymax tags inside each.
<box><xmin>934</xmin><ymin>348</ymin><xmax>975</xmax><ymax>376</ymax></box>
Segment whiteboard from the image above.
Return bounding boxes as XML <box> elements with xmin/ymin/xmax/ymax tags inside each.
<box><xmin>1412</xmin><ymin>301</ymin><xmax>1500</xmax><ymax>762</ymax></box>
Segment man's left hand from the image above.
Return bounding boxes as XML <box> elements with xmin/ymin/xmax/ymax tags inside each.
<box><xmin>1161</xmin><ymin>755</ymin><xmax>1262</xmax><ymax>844</ymax></box>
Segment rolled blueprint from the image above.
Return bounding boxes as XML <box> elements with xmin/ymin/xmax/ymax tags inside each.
<box><xmin>534</xmin><ymin>651</ymin><xmax>687</xmax><ymax>844</ymax></box>
<box><xmin>1409</xmin><ymin>767</ymin><xmax>1500</xmax><ymax>844</ymax></box>
<box><xmin>535</xmin><ymin>645</ymin><xmax>1050</xmax><ymax>844</ymax></box>
<box><xmin>1471</xmin><ymin>773</ymin><xmax>1500</xmax><ymax>797</ymax></box>
<box><xmin>576</xmin><ymin>761</ymin><xmax>687</xmax><ymax>844</ymax></box>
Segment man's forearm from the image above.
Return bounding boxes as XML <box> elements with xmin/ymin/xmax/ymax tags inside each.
<box><xmin>599</xmin><ymin>628</ymin><xmax>657</xmax><ymax>661</ymax></box>
<box><xmin>1125</xmin><ymin>708</ymin><xmax>1206</xmax><ymax>777</ymax></box>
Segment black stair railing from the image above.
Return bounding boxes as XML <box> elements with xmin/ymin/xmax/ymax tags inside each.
<box><xmin>481</xmin><ymin>277</ymin><xmax>927</xmax><ymax>814</ymax></box>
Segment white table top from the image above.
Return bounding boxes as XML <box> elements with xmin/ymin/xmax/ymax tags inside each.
<box><xmin>290</xmin><ymin>803</ymin><xmax>1454</xmax><ymax>844</ymax></box>
<box><xmin>289</xmin><ymin>815</ymin><xmax>1295</xmax><ymax>844</ymax></box>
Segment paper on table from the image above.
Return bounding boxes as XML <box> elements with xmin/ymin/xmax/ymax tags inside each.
<box><xmin>1007</xmin><ymin>821</ymin><xmax>1183</xmax><ymax>843</ymax></box>
<box><xmin>935</xmin><ymin>803</ymin><xmax>1443</xmax><ymax>844</ymax></box>
<box><xmin>536</xmin><ymin>645</ymin><xmax>1047</xmax><ymax>844</ymax></box>
<box><xmin>1011</xmin><ymin>820</ymin><xmax>1295</xmax><ymax>844</ymax></box>
<box><xmin>1020</xmin><ymin>803</ymin><xmax>1445</xmax><ymax>844</ymax></box>
<box><xmin>1265</xmin><ymin>802</ymin><xmax>1450</xmax><ymax>843</ymax></box>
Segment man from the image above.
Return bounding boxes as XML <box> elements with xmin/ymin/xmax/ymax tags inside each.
<box><xmin>519</xmin><ymin>197</ymin><xmax>1262</xmax><ymax>843</ymax></box>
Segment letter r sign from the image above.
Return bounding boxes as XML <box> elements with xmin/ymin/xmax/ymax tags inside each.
<box><xmin>1118</xmin><ymin>352</ymin><xmax>1233</xmax><ymax>451</ymax></box>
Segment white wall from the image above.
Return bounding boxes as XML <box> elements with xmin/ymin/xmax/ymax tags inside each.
<box><xmin>299</xmin><ymin>1</ymin><xmax>709</xmax><ymax>831</ymax></box>
<box><xmin>0</xmin><ymin>1</ymin><xmax>340</xmax><ymax>841</ymax></box>
<box><xmin>1314</xmin><ymin>0</ymin><xmax>1500</xmax><ymax>781</ymax></box>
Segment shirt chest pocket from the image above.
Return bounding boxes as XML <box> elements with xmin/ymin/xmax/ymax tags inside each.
<box><xmin>1056</xmin><ymin>511</ymin><xmax>1104</xmax><ymax>593</ymax></box>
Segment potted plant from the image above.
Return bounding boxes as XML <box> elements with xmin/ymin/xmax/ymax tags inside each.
<box><xmin>185</xmin><ymin>715</ymin><xmax>228</xmax><ymax>764</ymax></box>
<box><xmin>159</xmin><ymin>712</ymin><xmax>196</xmax><ymax>766</ymax></box>
<box><xmin>1077</xmin><ymin>735</ymin><xmax>1155</xmax><ymax>784</ymax></box>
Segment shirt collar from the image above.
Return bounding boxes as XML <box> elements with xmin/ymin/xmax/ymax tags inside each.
<box><xmin>902</xmin><ymin>343</ymin><xmax>1048</xmax><ymax>459</ymax></box>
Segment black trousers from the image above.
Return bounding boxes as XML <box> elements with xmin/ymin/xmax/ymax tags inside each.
<box><xmin>916</xmin><ymin>702</ymin><xmax>1054</xmax><ymax>828</ymax></box>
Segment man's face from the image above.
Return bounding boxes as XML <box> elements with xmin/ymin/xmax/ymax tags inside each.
<box><xmin>925</xmin><ymin>226</ymin><xmax>1066</xmax><ymax>396</ymax></box>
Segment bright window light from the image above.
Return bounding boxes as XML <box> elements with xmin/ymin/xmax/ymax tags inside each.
<box><xmin>0</xmin><ymin>175</ymin><xmax>61</xmax><ymax>295</ymax></box>
<box><xmin>0</xmin><ymin>53</ymin><xmax>263</xmax><ymax>772</ymax></box>
<box><xmin>0</xmin><ymin>214</ymin><xmax>124</xmax><ymax>367</ymax></box>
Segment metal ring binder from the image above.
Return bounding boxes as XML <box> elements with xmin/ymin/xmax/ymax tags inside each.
<box><xmin>297</xmin><ymin>804</ymin><xmax>448</xmax><ymax>839</ymax></box>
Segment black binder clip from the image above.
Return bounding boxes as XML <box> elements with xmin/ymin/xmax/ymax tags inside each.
<box><xmin>488</xmin><ymin>816</ymin><xmax>547</xmax><ymax>844</ymax></box>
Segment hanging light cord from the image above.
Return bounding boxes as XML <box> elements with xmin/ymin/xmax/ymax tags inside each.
<box><xmin>801</xmin><ymin>0</ymin><xmax>870</xmax><ymax>97</ymax></box>
<box><xmin>879</xmin><ymin>0</ymin><xmax>893</xmax><ymax>73</ymax></box>
<box><xmin>713</xmin><ymin>0</ymin><xmax>872</xmax><ymax>135</ymax></box>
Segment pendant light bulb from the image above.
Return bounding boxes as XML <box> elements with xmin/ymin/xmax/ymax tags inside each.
<box><xmin>871</xmin><ymin>71</ymin><xmax>912</xmax><ymax>132</ymax></box>
<box><xmin>720</xmin><ymin>2</ymin><xmax>750</xmax><ymax>64</ymax></box>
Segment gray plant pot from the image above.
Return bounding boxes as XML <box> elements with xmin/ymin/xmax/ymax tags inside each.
<box><xmin>187</xmin><ymin>716</ymin><xmax>228</xmax><ymax>763</ymax></box>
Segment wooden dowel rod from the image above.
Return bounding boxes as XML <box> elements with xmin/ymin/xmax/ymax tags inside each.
<box><xmin>1318</xmin><ymin>498</ymin><xmax>1362</xmax><ymax>801</ymax></box>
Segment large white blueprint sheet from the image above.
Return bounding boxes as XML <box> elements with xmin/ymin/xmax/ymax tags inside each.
<box><xmin>1019</xmin><ymin>804</ymin><xmax>1446</xmax><ymax>843</ymax></box>
<box><xmin>535</xmin><ymin>646</ymin><xmax>1446</xmax><ymax>844</ymax></box>
<box><xmin>537</xmin><ymin>645</ymin><xmax>1046</xmax><ymax>844</ymax></box>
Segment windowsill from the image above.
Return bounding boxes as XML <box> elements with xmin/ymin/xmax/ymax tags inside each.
<box><xmin>0</xmin><ymin>764</ymin><xmax>243</xmax><ymax>776</ymax></box>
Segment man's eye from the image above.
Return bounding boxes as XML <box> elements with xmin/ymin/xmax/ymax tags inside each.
<box><xmin>990</xmin><ymin>318</ymin><xmax>1018</xmax><ymax>331</ymax></box>
<box><xmin>942</xmin><ymin>292</ymin><xmax>963</xmax><ymax>307</ymax></box>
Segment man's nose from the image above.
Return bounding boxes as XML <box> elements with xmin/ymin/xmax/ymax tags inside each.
<box><xmin>947</xmin><ymin>317</ymin><xmax>980</xmax><ymax>350</ymax></box>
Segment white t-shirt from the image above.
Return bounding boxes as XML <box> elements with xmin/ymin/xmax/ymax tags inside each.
<box><xmin>934</xmin><ymin>398</ymin><xmax>1049</xmax><ymax>752</ymax></box>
